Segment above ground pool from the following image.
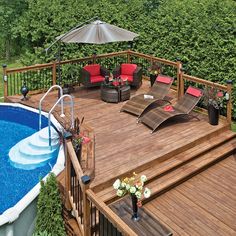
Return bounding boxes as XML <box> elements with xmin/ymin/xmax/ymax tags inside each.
<box><xmin>0</xmin><ymin>103</ymin><xmax>64</xmax><ymax>234</ymax></box>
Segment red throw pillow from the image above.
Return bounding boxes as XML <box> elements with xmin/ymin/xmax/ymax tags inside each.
<box><xmin>121</xmin><ymin>64</ymin><xmax>137</xmax><ymax>75</ymax></box>
<box><xmin>84</xmin><ymin>64</ymin><xmax>101</xmax><ymax>76</ymax></box>
<box><xmin>186</xmin><ymin>87</ymin><xmax>202</xmax><ymax>97</ymax></box>
<box><xmin>156</xmin><ymin>75</ymin><xmax>172</xmax><ymax>84</ymax></box>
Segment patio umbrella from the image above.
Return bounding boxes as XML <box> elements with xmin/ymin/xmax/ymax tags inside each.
<box><xmin>56</xmin><ymin>20</ymin><xmax>139</xmax><ymax>44</ymax></box>
<box><xmin>46</xmin><ymin>18</ymin><xmax>138</xmax><ymax>84</ymax></box>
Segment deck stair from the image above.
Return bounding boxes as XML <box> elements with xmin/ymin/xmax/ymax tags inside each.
<box><xmin>93</xmin><ymin>128</ymin><xmax>236</xmax><ymax>204</ymax></box>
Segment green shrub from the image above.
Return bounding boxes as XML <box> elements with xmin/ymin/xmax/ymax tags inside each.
<box><xmin>34</xmin><ymin>173</ymin><xmax>66</xmax><ymax>236</ymax></box>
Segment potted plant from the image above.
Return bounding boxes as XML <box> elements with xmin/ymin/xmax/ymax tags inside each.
<box><xmin>148</xmin><ymin>62</ymin><xmax>162</xmax><ymax>87</ymax></box>
<box><xmin>113</xmin><ymin>172</ymin><xmax>151</xmax><ymax>221</ymax></box>
<box><xmin>204</xmin><ymin>86</ymin><xmax>224</xmax><ymax>125</ymax></box>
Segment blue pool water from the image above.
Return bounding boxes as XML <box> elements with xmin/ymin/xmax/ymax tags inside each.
<box><xmin>0</xmin><ymin>105</ymin><xmax>57</xmax><ymax>214</ymax></box>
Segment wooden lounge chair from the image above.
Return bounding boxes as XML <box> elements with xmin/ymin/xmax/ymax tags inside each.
<box><xmin>139</xmin><ymin>86</ymin><xmax>203</xmax><ymax>133</ymax></box>
<box><xmin>120</xmin><ymin>75</ymin><xmax>174</xmax><ymax>118</ymax></box>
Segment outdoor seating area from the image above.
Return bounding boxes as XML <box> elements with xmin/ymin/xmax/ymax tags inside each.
<box><xmin>3</xmin><ymin>50</ymin><xmax>235</xmax><ymax>236</ymax></box>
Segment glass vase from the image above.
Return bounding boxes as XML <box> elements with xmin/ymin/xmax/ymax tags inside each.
<box><xmin>131</xmin><ymin>194</ymin><xmax>140</xmax><ymax>221</ymax></box>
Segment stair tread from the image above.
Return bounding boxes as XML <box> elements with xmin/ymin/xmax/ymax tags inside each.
<box><xmin>97</xmin><ymin>132</ymin><xmax>235</xmax><ymax>203</ymax></box>
<box><xmin>145</xmin><ymin>138</ymin><xmax>235</xmax><ymax>195</ymax></box>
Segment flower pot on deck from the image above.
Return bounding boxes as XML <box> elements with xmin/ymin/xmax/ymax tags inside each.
<box><xmin>208</xmin><ymin>104</ymin><xmax>219</xmax><ymax>125</ymax></box>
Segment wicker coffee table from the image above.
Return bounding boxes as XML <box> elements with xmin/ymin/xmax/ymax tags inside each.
<box><xmin>101</xmin><ymin>83</ymin><xmax>130</xmax><ymax>103</ymax></box>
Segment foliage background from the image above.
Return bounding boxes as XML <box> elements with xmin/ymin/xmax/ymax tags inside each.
<box><xmin>0</xmin><ymin>0</ymin><xmax>235</xmax><ymax>117</ymax></box>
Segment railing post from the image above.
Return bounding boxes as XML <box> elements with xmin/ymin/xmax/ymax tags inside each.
<box><xmin>81</xmin><ymin>175</ymin><xmax>91</xmax><ymax>236</ymax></box>
<box><xmin>176</xmin><ymin>59</ymin><xmax>182</xmax><ymax>99</ymax></box>
<box><xmin>2</xmin><ymin>64</ymin><xmax>8</xmax><ymax>99</ymax></box>
<box><xmin>52</xmin><ymin>61</ymin><xmax>57</xmax><ymax>85</ymax></box>
<box><xmin>226</xmin><ymin>80</ymin><xmax>232</xmax><ymax>124</ymax></box>
<box><xmin>64</xmin><ymin>132</ymin><xmax>73</xmax><ymax>209</ymax></box>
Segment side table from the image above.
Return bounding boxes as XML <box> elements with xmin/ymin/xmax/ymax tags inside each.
<box><xmin>101</xmin><ymin>84</ymin><xmax>130</xmax><ymax>103</ymax></box>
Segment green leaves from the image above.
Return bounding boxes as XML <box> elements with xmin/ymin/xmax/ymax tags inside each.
<box><xmin>34</xmin><ymin>173</ymin><xmax>66</xmax><ymax>236</ymax></box>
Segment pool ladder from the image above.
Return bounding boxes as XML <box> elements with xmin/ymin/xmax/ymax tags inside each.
<box><xmin>38</xmin><ymin>85</ymin><xmax>74</xmax><ymax>147</ymax></box>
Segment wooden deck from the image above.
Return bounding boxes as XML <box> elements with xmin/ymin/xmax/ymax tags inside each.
<box><xmin>6</xmin><ymin>80</ymin><xmax>236</xmax><ymax>235</ymax></box>
<box><xmin>145</xmin><ymin>154</ymin><xmax>236</xmax><ymax>236</ymax></box>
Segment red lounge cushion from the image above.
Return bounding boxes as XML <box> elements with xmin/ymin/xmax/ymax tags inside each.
<box><xmin>84</xmin><ymin>64</ymin><xmax>100</xmax><ymax>76</ymax></box>
<box><xmin>121</xmin><ymin>64</ymin><xmax>137</xmax><ymax>75</ymax></box>
<box><xmin>120</xmin><ymin>75</ymin><xmax>133</xmax><ymax>82</ymax></box>
<box><xmin>156</xmin><ymin>75</ymin><xmax>172</xmax><ymax>84</ymax></box>
<box><xmin>90</xmin><ymin>75</ymin><xmax>104</xmax><ymax>83</ymax></box>
<box><xmin>163</xmin><ymin>105</ymin><xmax>174</xmax><ymax>112</ymax></box>
<box><xmin>186</xmin><ymin>87</ymin><xmax>202</xmax><ymax>97</ymax></box>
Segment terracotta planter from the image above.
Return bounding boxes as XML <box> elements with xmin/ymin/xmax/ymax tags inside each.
<box><xmin>208</xmin><ymin>103</ymin><xmax>219</xmax><ymax>125</ymax></box>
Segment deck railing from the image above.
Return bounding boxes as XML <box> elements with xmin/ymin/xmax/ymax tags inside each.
<box><xmin>64</xmin><ymin>133</ymin><xmax>137</xmax><ymax>236</ymax></box>
<box><xmin>3</xmin><ymin>50</ymin><xmax>232</xmax><ymax>123</ymax></box>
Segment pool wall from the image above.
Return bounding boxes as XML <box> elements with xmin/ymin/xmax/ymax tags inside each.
<box><xmin>0</xmin><ymin>103</ymin><xmax>65</xmax><ymax>236</ymax></box>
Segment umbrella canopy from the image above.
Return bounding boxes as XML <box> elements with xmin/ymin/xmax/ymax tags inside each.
<box><xmin>57</xmin><ymin>20</ymin><xmax>138</xmax><ymax>44</ymax></box>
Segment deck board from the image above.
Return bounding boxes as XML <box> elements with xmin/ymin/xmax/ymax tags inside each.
<box><xmin>144</xmin><ymin>155</ymin><xmax>236</xmax><ymax>236</ymax></box>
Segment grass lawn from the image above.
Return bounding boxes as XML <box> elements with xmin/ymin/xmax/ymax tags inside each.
<box><xmin>0</xmin><ymin>57</ymin><xmax>22</xmax><ymax>101</ymax></box>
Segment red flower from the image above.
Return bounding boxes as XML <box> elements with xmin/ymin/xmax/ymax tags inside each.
<box><xmin>137</xmin><ymin>200</ymin><xmax>142</xmax><ymax>208</ymax></box>
<box><xmin>217</xmin><ymin>91</ymin><xmax>223</xmax><ymax>97</ymax></box>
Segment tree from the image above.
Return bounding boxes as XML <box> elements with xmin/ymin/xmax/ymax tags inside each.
<box><xmin>0</xmin><ymin>0</ymin><xmax>27</xmax><ymax>59</ymax></box>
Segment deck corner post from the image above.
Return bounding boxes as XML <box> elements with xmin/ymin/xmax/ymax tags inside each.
<box><xmin>82</xmin><ymin>175</ymin><xmax>91</xmax><ymax>236</ymax></box>
<box><xmin>2</xmin><ymin>64</ymin><xmax>8</xmax><ymax>99</ymax></box>
<box><xmin>226</xmin><ymin>80</ymin><xmax>232</xmax><ymax>124</ymax></box>
<box><xmin>52</xmin><ymin>61</ymin><xmax>57</xmax><ymax>85</ymax></box>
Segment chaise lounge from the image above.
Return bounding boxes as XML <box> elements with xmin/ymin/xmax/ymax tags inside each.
<box><xmin>139</xmin><ymin>86</ymin><xmax>203</xmax><ymax>133</ymax></box>
<box><xmin>120</xmin><ymin>75</ymin><xmax>174</xmax><ymax>118</ymax></box>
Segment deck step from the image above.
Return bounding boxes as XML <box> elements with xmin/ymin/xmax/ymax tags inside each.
<box><xmin>143</xmin><ymin>137</ymin><xmax>236</xmax><ymax>202</ymax></box>
<box><xmin>95</xmin><ymin>130</ymin><xmax>236</xmax><ymax>204</ymax></box>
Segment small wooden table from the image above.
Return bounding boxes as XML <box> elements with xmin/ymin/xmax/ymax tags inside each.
<box><xmin>101</xmin><ymin>84</ymin><xmax>130</xmax><ymax>103</ymax></box>
<box><xmin>110</xmin><ymin>197</ymin><xmax>172</xmax><ymax>236</ymax></box>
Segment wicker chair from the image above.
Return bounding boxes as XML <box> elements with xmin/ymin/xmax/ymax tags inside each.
<box><xmin>113</xmin><ymin>63</ymin><xmax>142</xmax><ymax>89</ymax></box>
<box><xmin>81</xmin><ymin>64</ymin><xmax>110</xmax><ymax>87</ymax></box>
<box><xmin>139</xmin><ymin>86</ymin><xmax>203</xmax><ymax>133</ymax></box>
<box><xmin>120</xmin><ymin>75</ymin><xmax>174</xmax><ymax>118</ymax></box>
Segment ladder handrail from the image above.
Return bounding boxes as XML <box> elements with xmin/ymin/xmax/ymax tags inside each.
<box><xmin>39</xmin><ymin>85</ymin><xmax>64</xmax><ymax>130</ymax></box>
<box><xmin>48</xmin><ymin>94</ymin><xmax>74</xmax><ymax>147</ymax></box>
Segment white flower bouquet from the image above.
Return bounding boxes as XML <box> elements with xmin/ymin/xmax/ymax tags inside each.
<box><xmin>113</xmin><ymin>172</ymin><xmax>151</xmax><ymax>207</ymax></box>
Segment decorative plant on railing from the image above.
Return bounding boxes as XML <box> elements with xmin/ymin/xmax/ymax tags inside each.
<box><xmin>113</xmin><ymin>172</ymin><xmax>151</xmax><ymax>221</ymax></box>
<box><xmin>68</xmin><ymin>117</ymin><xmax>90</xmax><ymax>161</ymax></box>
<box><xmin>203</xmin><ymin>85</ymin><xmax>226</xmax><ymax>125</ymax></box>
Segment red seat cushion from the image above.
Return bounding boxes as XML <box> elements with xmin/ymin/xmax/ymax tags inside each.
<box><xmin>121</xmin><ymin>64</ymin><xmax>137</xmax><ymax>75</ymax></box>
<box><xmin>186</xmin><ymin>87</ymin><xmax>202</xmax><ymax>97</ymax></box>
<box><xmin>156</xmin><ymin>75</ymin><xmax>172</xmax><ymax>84</ymax></box>
<box><xmin>120</xmin><ymin>75</ymin><xmax>133</xmax><ymax>82</ymax></box>
<box><xmin>84</xmin><ymin>64</ymin><xmax>101</xmax><ymax>76</ymax></box>
<box><xmin>90</xmin><ymin>75</ymin><xmax>104</xmax><ymax>83</ymax></box>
